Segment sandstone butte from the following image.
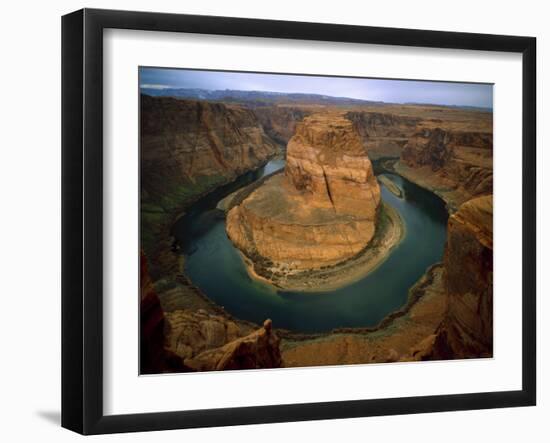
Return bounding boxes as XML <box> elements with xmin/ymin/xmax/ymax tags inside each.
<box><xmin>226</xmin><ymin>112</ymin><xmax>382</xmax><ymax>281</ymax></box>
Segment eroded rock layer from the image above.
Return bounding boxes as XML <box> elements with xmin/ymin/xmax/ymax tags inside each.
<box><xmin>396</xmin><ymin>124</ymin><xmax>493</xmax><ymax>211</ymax></box>
<box><xmin>432</xmin><ymin>194</ymin><xmax>493</xmax><ymax>358</ymax></box>
<box><xmin>226</xmin><ymin>113</ymin><xmax>381</xmax><ymax>274</ymax></box>
<box><xmin>140</xmin><ymin>250</ymin><xmax>191</xmax><ymax>374</ymax></box>
<box><xmin>141</xmin><ymin>250</ymin><xmax>282</xmax><ymax>372</ymax></box>
<box><xmin>285</xmin><ymin>113</ymin><xmax>381</xmax><ymax>219</ymax></box>
<box><xmin>346</xmin><ymin>111</ymin><xmax>419</xmax><ymax>159</ymax></box>
<box><xmin>253</xmin><ymin>106</ymin><xmax>311</xmax><ymax>146</ymax></box>
<box><xmin>140</xmin><ymin>95</ymin><xmax>279</xmax><ymax>205</ymax></box>
<box><xmin>140</xmin><ymin>95</ymin><xmax>280</xmax><ymax>271</ymax></box>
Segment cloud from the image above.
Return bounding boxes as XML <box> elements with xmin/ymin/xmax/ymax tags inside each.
<box><xmin>140</xmin><ymin>84</ymin><xmax>172</xmax><ymax>90</ymax></box>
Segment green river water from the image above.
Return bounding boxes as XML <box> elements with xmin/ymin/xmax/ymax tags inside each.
<box><xmin>173</xmin><ymin>159</ymin><xmax>448</xmax><ymax>333</ymax></box>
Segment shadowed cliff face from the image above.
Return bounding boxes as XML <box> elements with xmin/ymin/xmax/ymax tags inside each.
<box><xmin>226</xmin><ymin>113</ymin><xmax>381</xmax><ymax>274</ymax></box>
<box><xmin>431</xmin><ymin>195</ymin><xmax>493</xmax><ymax>359</ymax></box>
<box><xmin>140</xmin><ymin>250</ymin><xmax>191</xmax><ymax>374</ymax></box>
<box><xmin>140</xmin><ymin>95</ymin><xmax>280</xmax><ymax>266</ymax></box>
<box><xmin>401</xmin><ymin>128</ymin><xmax>455</xmax><ymax>171</ymax></box>
<box><xmin>397</xmin><ymin>125</ymin><xmax>493</xmax><ymax>211</ymax></box>
<box><xmin>346</xmin><ymin>111</ymin><xmax>419</xmax><ymax>159</ymax></box>
<box><xmin>402</xmin><ymin>128</ymin><xmax>492</xmax><ymax>170</ymax></box>
<box><xmin>253</xmin><ymin>106</ymin><xmax>311</xmax><ymax>146</ymax></box>
<box><xmin>140</xmin><ymin>95</ymin><xmax>279</xmax><ymax>206</ymax></box>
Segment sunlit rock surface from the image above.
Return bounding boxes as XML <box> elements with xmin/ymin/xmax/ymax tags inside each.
<box><xmin>226</xmin><ymin>113</ymin><xmax>381</xmax><ymax>273</ymax></box>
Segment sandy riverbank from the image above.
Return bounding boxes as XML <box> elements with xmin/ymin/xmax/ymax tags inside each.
<box><xmin>378</xmin><ymin>174</ymin><xmax>403</xmax><ymax>198</ymax></box>
<box><xmin>238</xmin><ymin>201</ymin><xmax>405</xmax><ymax>292</ymax></box>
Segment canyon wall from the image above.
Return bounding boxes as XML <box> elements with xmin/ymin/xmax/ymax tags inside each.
<box><xmin>345</xmin><ymin>107</ymin><xmax>493</xmax><ymax>212</ymax></box>
<box><xmin>396</xmin><ymin>124</ymin><xmax>493</xmax><ymax>211</ymax></box>
<box><xmin>140</xmin><ymin>95</ymin><xmax>280</xmax><ymax>265</ymax></box>
<box><xmin>226</xmin><ymin>113</ymin><xmax>381</xmax><ymax>278</ymax></box>
<box><xmin>346</xmin><ymin>111</ymin><xmax>419</xmax><ymax>159</ymax></box>
<box><xmin>141</xmin><ymin>95</ymin><xmax>280</xmax><ymax>210</ymax></box>
<box><xmin>253</xmin><ymin>106</ymin><xmax>311</xmax><ymax>146</ymax></box>
<box><xmin>432</xmin><ymin>194</ymin><xmax>493</xmax><ymax>358</ymax></box>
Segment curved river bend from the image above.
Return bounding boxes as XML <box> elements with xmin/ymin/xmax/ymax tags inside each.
<box><xmin>173</xmin><ymin>159</ymin><xmax>448</xmax><ymax>333</ymax></box>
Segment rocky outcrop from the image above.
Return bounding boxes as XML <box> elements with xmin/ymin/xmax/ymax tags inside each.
<box><xmin>142</xmin><ymin>251</ymin><xmax>283</xmax><ymax>373</ymax></box>
<box><xmin>431</xmin><ymin>195</ymin><xmax>493</xmax><ymax>358</ymax></box>
<box><xmin>226</xmin><ymin>113</ymin><xmax>382</xmax><ymax>280</ymax></box>
<box><xmin>164</xmin><ymin>308</ymin><xmax>251</xmax><ymax>361</ymax></box>
<box><xmin>184</xmin><ymin>320</ymin><xmax>282</xmax><ymax>371</ymax></box>
<box><xmin>285</xmin><ymin>113</ymin><xmax>381</xmax><ymax>219</ymax></box>
<box><xmin>140</xmin><ymin>251</ymin><xmax>191</xmax><ymax>374</ymax></box>
<box><xmin>164</xmin><ymin>308</ymin><xmax>281</xmax><ymax>371</ymax></box>
<box><xmin>396</xmin><ymin>127</ymin><xmax>493</xmax><ymax>211</ymax></box>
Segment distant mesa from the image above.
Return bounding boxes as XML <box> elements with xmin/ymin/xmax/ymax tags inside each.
<box><xmin>140</xmin><ymin>87</ymin><xmax>387</xmax><ymax>107</ymax></box>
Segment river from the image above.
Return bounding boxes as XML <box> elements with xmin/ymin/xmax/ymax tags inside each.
<box><xmin>172</xmin><ymin>159</ymin><xmax>448</xmax><ymax>333</ymax></box>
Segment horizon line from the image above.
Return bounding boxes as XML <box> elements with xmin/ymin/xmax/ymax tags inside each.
<box><xmin>139</xmin><ymin>85</ymin><xmax>493</xmax><ymax>110</ymax></box>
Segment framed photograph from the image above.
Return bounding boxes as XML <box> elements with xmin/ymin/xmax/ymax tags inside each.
<box><xmin>62</xmin><ymin>8</ymin><xmax>536</xmax><ymax>434</ymax></box>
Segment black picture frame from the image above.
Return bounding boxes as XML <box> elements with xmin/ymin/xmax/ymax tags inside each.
<box><xmin>62</xmin><ymin>8</ymin><xmax>537</xmax><ymax>435</ymax></box>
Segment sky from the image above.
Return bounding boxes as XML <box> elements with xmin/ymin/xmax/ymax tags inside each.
<box><xmin>140</xmin><ymin>67</ymin><xmax>493</xmax><ymax>108</ymax></box>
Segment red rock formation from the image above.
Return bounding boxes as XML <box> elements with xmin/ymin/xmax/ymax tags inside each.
<box><xmin>142</xmin><ymin>250</ymin><xmax>282</xmax><ymax>373</ymax></box>
<box><xmin>401</xmin><ymin>128</ymin><xmax>455</xmax><ymax>171</ymax></box>
<box><xmin>285</xmin><ymin>113</ymin><xmax>381</xmax><ymax>219</ymax></box>
<box><xmin>397</xmin><ymin>127</ymin><xmax>493</xmax><ymax>210</ymax></box>
<box><xmin>140</xmin><ymin>95</ymin><xmax>279</xmax><ymax>209</ymax></box>
<box><xmin>164</xmin><ymin>309</ymin><xmax>248</xmax><ymax>361</ymax></box>
<box><xmin>432</xmin><ymin>195</ymin><xmax>493</xmax><ymax>359</ymax></box>
<box><xmin>140</xmin><ymin>95</ymin><xmax>279</xmax><ymax>177</ymax></box>
<box><xmin>140</xmin><ymin>250</ymin><xmax>190</xmax><ymax>373</ymax></box>
<box><xmin>347</xmin><ymin>111</ymin><xmax>419</xmax><ymax>136</ymax></box>
<box><xmin>346</xmin><ymin>111</ymin><xmax>419</xmax><ymax>159</ymax></box>
<box><xmin>226</xmin><ymin>113</ymin><xmax>382</xmax><ymax>275</ymax></box>
<box><xmin>185</xmin><ymin>320</ymin><xmax>282</xmax><ymax>371</ymax></box>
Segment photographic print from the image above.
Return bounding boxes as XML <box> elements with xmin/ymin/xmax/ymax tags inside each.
<box><xmin>139</xmin><ymin>67</ymin><xmax>493</xmax><ymax>374</ymax></box>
